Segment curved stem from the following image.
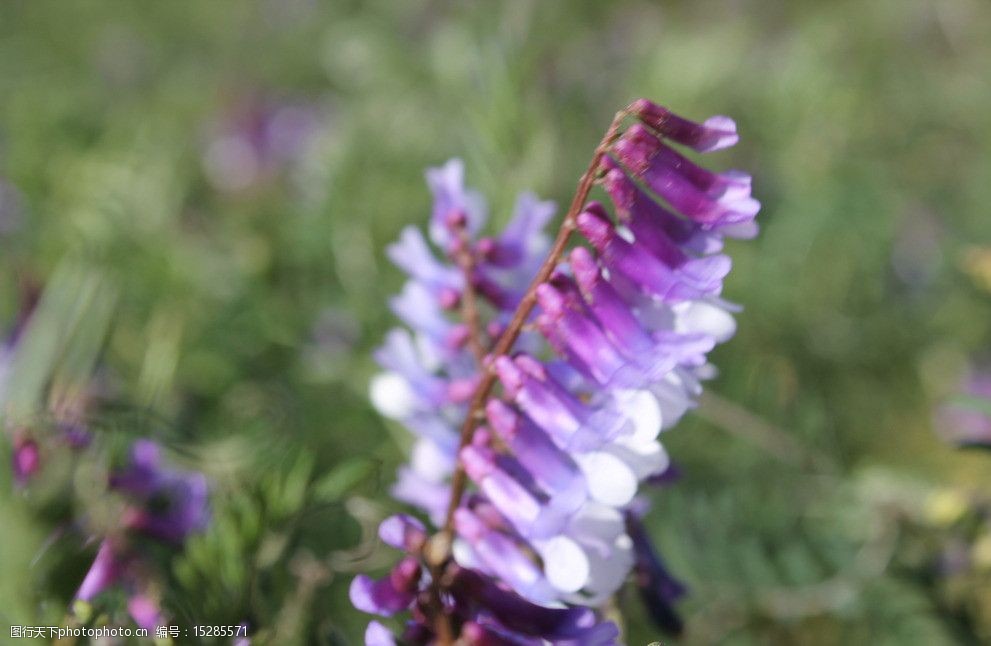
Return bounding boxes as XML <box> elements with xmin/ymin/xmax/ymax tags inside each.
<box><xmin>427</xmin><ymin>105</ymin><xmax>634</xmax><ymax>645</ymax></box>
<box><xmin>439</xmin><ymin>107</ymin><xmax>630</xmax><ymax>534</ymax></box>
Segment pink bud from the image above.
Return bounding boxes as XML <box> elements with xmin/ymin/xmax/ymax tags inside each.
<box><xmin>12</xmin><ymin>438</ymin><xmax>40</xmax><ymax>485</ymax></box>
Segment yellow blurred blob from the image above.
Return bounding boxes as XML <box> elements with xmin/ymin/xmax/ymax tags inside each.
<box><xmin>972</xmin><ymin>533</ymin><xmax>991</xmax><ymax>570</ymax></box>
<box><xmin>960</xmin><ymin>245</ymin><xmax>991</xmax><ymax>292</ymax></box>
<box><xmin>926</xmin><ymin>489</ymin><xmax>968</xmax><ymax>526</ymax></box>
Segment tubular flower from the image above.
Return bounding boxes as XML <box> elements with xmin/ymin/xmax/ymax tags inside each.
<box><xmin>359</xmin><ymin>100</ymin><xmax>759</xmax><ymax>643</ymax></box>
<box><xmin>75</xmin><ymin>538</ymin><xmax>166</xmax><ymax>631</ymax></box>
<box><xmin>351</xmin><ymin>514</ymin><xmax>619</xmax><ymax>645</ymax></box>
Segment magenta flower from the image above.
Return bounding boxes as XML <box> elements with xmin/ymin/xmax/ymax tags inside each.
<box><xmin>358</xmin><ymin>99</ymin><xmax>759</xmax><ymax>643</ymax></box>
<box><xmin>75</xmin><ymin>539</ymin><xmax>165</xmax><ymax>630</ymax></box>
<box><xmin>2</xmin><ymin>283</ymin><xmax>96</xmax><ymax>482</ymax></box>
<box><xmin>11</xmin><ymin>436</ymin><xmax>41</xmax><ymax>485</ymax></box>
<box><xmin>76</xmin><ymin>540</ymin><xmax>128</xmax><ymax>602</ymax></box>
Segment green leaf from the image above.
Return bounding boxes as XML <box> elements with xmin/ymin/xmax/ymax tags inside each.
<box><xmin>312</xmin><ymin>457</ymin><xmax>379</xmax><ymax>504</ymax></box>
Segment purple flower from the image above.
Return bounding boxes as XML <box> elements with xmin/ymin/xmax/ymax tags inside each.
<box><xmin>426</xmin><ymin>159</ymin><xmax>488</xmax><ymax>250</ymax></box>
<box><xmin>630</xmin><ymin>98</ymin><xmax>739</xmax><ymax>152</ymax></box>
<box><xmin>449</xmin><ymin>566</ymin><xmax>618</xmax><ymax>645</ymax></box>
<box><xmin>350</xmin><ymin>556</ymin><xmax>423</xmax><ymax>616</ymax></box>
<box><xmin>936</xmin><ymin>370</ymin><xmax>991</xmax><ymax>449</ymax></box>
<box><xmin>202</xmin><ymin>95</ymin><xmax>324</xmax><ymax>193</ymax></box>
<box><xmin>73</xmin><ymin>439</ymin><xmax>210</xmax><ymax>630</ymax></box>
<box><xmin>351</xmin><ymin>516</ymin><xmax>619</xmax><ymax>645</ymax></box>
<box><xmin>59</xmin><ymin>420</ymin><xmax>93</xmax><ymax>449</ymax></box>
<box><xmin>360</xmin><ymin>99</ymin><xmax>758</xmax><ymax>642</ymax></box>
<box><xmin>127</xmin><ymin>594</ymin><xmax>165</xmax><ymax>631</ymax></box>
<box><xmin>610</xmin><ymin>125</ymin><xmax>758</xmax><ymax>229</ymax></box>
<box><xmin>575</xmin><ymin>201</ymin><xmax>731</xmax><ymax>303</ymax></box>
<box><xmin>365</xmin><ymin>621</ymin><xmax>397</xmax><ymax>646</ymax></box>
<box><xmin>75</xmin><ymin>540</ymin><xmax>166</xmax><ymax>630</ymax></box>
<box><xmin>76</xmin><ymin>540</ymin><xmax>127</xmax><ymax>602</ymax></box>
<box><xmin>12</xmin><ymin>436</ymin><xmax>40</xmax><ymax>485</ymax></box>
<box><xmin>110</xmin><ymin>439</ymin><xmax>210</xmax><ymax>543</ymax></box>
<box><xmin>233</xmin><ymin>624</ymin><xmax>252</xmax><ymax>646</ymax></box>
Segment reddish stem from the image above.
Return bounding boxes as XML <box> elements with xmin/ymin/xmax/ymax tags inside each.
<box><xmin>452</xmin><ymin>232</ymin><xmax>488</xmax><ymax>364</ymax></box>
<box><xmin>427</xmin><ymin>105</ymin><xmax>635</xmax><ymax>644</ymax></box>
<box><xmin>440</xmin><ymin>106</ymin><xmax>630</xmax><ymax>534</ymax></box>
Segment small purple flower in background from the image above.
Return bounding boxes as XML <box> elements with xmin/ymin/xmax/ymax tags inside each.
<box><xmin>74</xmin><ymin>536</ymin><xmax>166</xmax><ymax>631</ymax></box>
<box><xmin>356</xmin><ymin>99</ymin><xmax>759</xmax><ymax>644</ymax></box>
<box><xmin>11</xmin><ymin>435</ymin><xmax>41</xmax><ymax>485</ymax></box>
<box><xmin>2</xmin><ymin>276</ymin><xmax>211</xmax><ymax>632</ymax></box>
<box><xmin>110</xmin><ymin>439</ymin><xmax>210</xmax><ymax>542</ymax></box>
<box><xmin>202</xmin><ymin>94</ymin><xmax>325</xmax><ymax>194</ymax></box>
<box><xmin>75</xmin><ymin>439</ymin><xmax>210</xmax><ymax>629</ymax></box>
<box><xmin>76</xmin><ymin>539</ymin><xmax>129</xmax><ymax>603</ymax></box>
<box><xmin>936</xmin><ymin>369</ymin><xmax>991</xmax><ymax>449</ymax></box>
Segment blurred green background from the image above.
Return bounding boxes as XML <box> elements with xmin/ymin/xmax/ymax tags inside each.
<box><xmin>1</xmin><ymin>0</ymin><xmax>990</xmax><ymax>643</ymax></box>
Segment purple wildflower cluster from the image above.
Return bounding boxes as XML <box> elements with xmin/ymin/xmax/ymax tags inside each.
<box><xmin>355</xmin><ymin>99</ymin><xmax>759</xmax><ymax>644</ymax></box>
<box><xmin>2</xmin><ymin>295</ymin><xmax>209</xmax><ymax>631</ymax></box>
<box><xmin>76</xmin><ymin>440</ymin><xmax>209</xmax><ymax>629</ymax></box>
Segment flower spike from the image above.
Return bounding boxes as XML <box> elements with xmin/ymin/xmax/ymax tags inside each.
<box><xmin>359</xmin><ymin>99</ymin><xmax>759</xmax><ymax>643</ymax></box>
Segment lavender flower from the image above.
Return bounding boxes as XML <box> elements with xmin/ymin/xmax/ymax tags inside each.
<box><xmin>351</xmin><ymin>514</ymin><xmax>619</xmax><ymax>645</ymax></box>
<box><xmin>358</xmin><ymin>99</ymin><xmax>759</xmax><ymax>643</ymax></box>
<box><xmin>202</xmin><ymin>94</ymin><xmax>324</xmax><ymax>193</ymax></box>
<box><xmin>76</xmin><ymin>539</ymin><xmax>129</xmax><ymax>603</ymax></box>
<box><xmin>936</xmin><ymin>369</ymin><xmax>991</xmax><ymax>449</ymax></box>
